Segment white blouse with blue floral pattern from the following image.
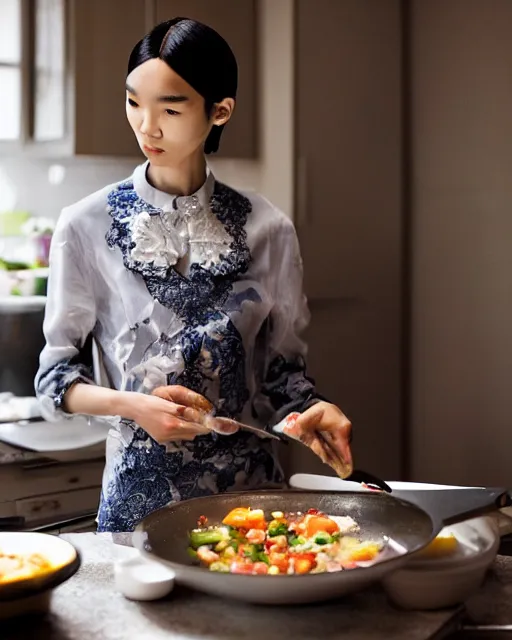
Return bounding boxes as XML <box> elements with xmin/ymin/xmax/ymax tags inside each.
<box><xmin>35</xmin><ymin>161</ymin><xmax>320</xmax><ymax>532</ymax></box>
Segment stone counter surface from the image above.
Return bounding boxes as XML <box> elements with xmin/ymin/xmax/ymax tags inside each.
<box><xmin>1</xmin><ymin>533</ymin><xmax>466</xmax><ymax>640</ymax></box>
<box><xmin>0</xmin><ymin>441</ymin><xmax>43</xmax><ymax>465</ymax></box>
<box><xmin>464</xmin><ymin>554</ymin><xmax>512</xmax><ymax>627</ymax></box>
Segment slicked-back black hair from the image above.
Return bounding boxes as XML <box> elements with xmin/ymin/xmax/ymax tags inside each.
<box><xmin>128</xmin><ymin>17</ymin><xmax>237</xmax><ymax>154</ymax></box>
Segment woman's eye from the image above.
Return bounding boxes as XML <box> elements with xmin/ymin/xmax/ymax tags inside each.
<box><xmin>165</xmin><ymin>108</ymin><xmax>179</xmax><ymax>116</ymax></box>
<box><xmin>127</xmin><ymin>98</ymin><xmax>138</xmax><ymax>107</ymax></box>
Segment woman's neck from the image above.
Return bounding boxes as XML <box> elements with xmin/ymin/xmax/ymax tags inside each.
<box><xmin>147</xmin><ymin>153</ymin><xmax>207</xmax><ymax>196</ymax></box>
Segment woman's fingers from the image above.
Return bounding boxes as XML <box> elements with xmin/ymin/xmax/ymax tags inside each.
<box><xmin>152</xmin><ymin>385</ymin><xmax>213</xmax><ymax>413</ymax></box>
<box><xmin>156</xmin><ymin>416</ymin><xmax>211</xmax><ymax>444</ymax></box>
<box><xmin>168</xmin><ymin>402</ymin><xmax>207</xmax><ymax>426</ymax></box>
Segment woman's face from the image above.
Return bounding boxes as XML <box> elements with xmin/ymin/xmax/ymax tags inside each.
<box><xmin>125</xmin><ymin>58</ymin><xmax>232</xmax><ymax>165</ymax></box>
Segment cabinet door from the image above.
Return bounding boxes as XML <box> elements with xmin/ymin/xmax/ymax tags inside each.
<box><xmin>72</xmin><ymin>0</ymin><xmax>148</xmax><ymax>157</ymax></box>
<box><xmin>294</xmin><ymin>0</ymin><xmax>404</xmax><ymax>480</ymax></box>
<box><xmin>155</xmin><ymin>0</ymin><xmax>257</xmax><ymax>158</ymax></box>
<box><xmin>296</xmin><ymin>0</ymin><xmax>402</xmax><ymax>301</ymax></box>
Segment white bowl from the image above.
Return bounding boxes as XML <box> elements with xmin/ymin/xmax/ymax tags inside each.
<box><xmin>288</xmin><ymin>473</ymin><xmax>508</xmax><ymax>610</ymax></box>
<box><xmin>382</xmin><ymin>515</ymin><xmax>500</xmax><ymax>610</ymax></box>
<box><xmin>114</xmin><ymin>553</ymin><xmax>175</xmax><ymax>601</ymax></box>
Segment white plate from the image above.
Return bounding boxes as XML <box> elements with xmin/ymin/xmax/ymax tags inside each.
<box><xmin>0</xmin><ymin>416</ymin><xmax>109</xmax><ymax>452</ymax></box>
<box><xmin>0</xmin><ymin>532</ymin><xmax>77</xmax><ymax>571</ymax></box>
<box><xmin>0</xmin><ymin>531</ymin><xmax>80</xmax><ymax>611</ymax></box>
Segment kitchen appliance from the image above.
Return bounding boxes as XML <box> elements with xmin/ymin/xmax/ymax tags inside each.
<box><xmin>133</xmin><ymin>487</ymin><xmax>510</xmax><ymax>604</ymax></box>
<box><xmin>0</xmin><ymin>297</ymin><xmax>46</xmax><ymax>397</ymax></box>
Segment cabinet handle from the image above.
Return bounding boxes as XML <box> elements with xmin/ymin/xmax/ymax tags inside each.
<box><xmin>296</xmin><ymin>155</ymin><xmax>308</xmax><ymax>228</ymax></box>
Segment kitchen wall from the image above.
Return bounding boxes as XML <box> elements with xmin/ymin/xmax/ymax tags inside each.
<box><xmin>0</xmin><ymin>156</ymin><xmax>261</xmax><ymax>220</ymax></box>
<box><xmin>0</xmin><ymin>0</ymin><xmax>294</xmax><ymax>220</ymax></box>
<box><xmin>410</xmin><ymin>0</ymin><xmax>512</xmax><ymax>487</ymax></box>
<box><xmin>4</xmin><ymin>0</ymin><xmax>512</xmax><ymax>489</ymax></box>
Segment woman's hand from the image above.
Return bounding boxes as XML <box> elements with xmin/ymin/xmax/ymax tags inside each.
<box><xmin>64</xmin><ymin>383</ymin><xmax>232</xmax><ymax>443</ymax></box>
<box><xmin>285</xmin><ymin>402</ymin><xmax>353</xmax><ymax>478</ymax></box>
<box><xmin>151</xmin><ymin>385</ymin><xmax>213</xmax><ymax>413</ymax></box>
<box><xmin>150</xmin><ymin>385</ymin><xmax>239</xmax><ymax>438</ymax></box>
<box><xmin>124</xmin><ymin>386</ymin><xmax>212</xmax><ymax>444</ymax></box>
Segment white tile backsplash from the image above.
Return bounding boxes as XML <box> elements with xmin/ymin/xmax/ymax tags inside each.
<box><xmin>0</xmin><ymin>156</ymin><xmax>138</xmax><ymax>219</ymax></box>
<box><xmin>0</xmin><ymin>156</ymin><xmax>263</xmax><ymax>220</ymax></box>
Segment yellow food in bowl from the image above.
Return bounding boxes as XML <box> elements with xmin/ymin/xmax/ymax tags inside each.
<box><xmin>0</xmin><ymin>551</ymin><xmax>53</xmax><ymax>585</ymax></box>
<box><xmin>416</xmin><ymin>533</ymin><xmax>459</xmax><ymax>559</ymax></box>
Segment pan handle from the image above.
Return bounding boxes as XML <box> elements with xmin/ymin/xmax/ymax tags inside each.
<box><xmin>391</xmin><ymin>487</ymin><xmax>512</xmax><ymax>533</ymax></box>
<box><xmin>344</xmin><ymin>470</ymin><xmax>392</xmax><ymax>493</ymax></box>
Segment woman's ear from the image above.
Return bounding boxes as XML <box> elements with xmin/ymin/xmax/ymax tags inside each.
<box><xmin>212</xmin><ymin>98</ymin><xmax>235</xmax><ymax>126</ymax></box>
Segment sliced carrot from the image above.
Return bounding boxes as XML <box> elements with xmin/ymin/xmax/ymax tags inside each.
<box><xmin>222</xmin><ymin>507</ymin><xmax>250</xmax><ymax>528</ymax></box>
<box><xmin>304</xmin><ymin>515</ymin><xmax>339</xmax><ymax>537</ymax></box>
<box><xmin>222</xmin><ymin>507</ymin><xmax>267</xmax><ymax>530</ymax></box>
<box><xmin>246</xmin><ymin>509</ymin><xmax>267</xmax><ymax>530</ymax></box>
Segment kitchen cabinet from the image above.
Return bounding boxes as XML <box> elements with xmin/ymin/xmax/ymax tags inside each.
<box><xmin>26</xmin><ymin>0</ymin><xmax>147</xmax><ymax>157</ymax></box>
<box><xmin>0</xmin><ymin>456</ymin><xmax>103</xmax><ymax>529</ymax></box>
<box><xmin>4</xmin><ymin>0</ymin><xmax>257</xmax><ymax>158</ymax></box>
<box><xmin>409</xmin><ymin>0</ymin><xmax>512</xmax><ymax>487</ymax></box>
<box><xmin>154</xmin><ymin>0</ymin><xmax>258</xmax><ymax>158</ymax></box>
<box><xmin>291</xmin><ymin>0</ymin><xmax>404</xmax><ymax>480</ymax></box>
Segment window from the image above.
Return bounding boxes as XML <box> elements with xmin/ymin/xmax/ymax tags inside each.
<box><xmin>0</xmin><ymin>0</ymin><xmax>22</xmax><ymax>140</ymax></box>
<box><xmin>33</xmin><ymin>0</ymin><xmax>65</xmax><ymax>141</ymax></box>
<box><xmin>0</xmin><ymin>0</ymin><xmax>65</xmax><ymax>144</ymax></box>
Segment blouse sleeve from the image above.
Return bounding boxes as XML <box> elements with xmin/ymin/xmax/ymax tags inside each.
<box><xmin>35</xmin><ymin>211</ymin><xmax>97</xmax><ymax>420</ymax></box>
<box><xmin>252</xmin><ymin>223</ymin><xmax>326</xmax><ymax>427</ymax></box>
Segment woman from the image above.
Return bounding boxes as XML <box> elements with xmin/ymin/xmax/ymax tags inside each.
<box><xmin>35</xmin><ymin>17</ymin><xmax>353</xmax><ymax>532</ymax></box>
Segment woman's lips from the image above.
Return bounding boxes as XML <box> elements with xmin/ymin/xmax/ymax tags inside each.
<box><xmin>143</xmin><ymin>145</ymin><xmax>164</xmax><ymax>155</ymax></box>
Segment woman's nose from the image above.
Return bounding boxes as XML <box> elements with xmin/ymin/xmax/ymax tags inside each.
<box><xmin>139</xmin><ymin>111</ymin><xmax>161</xmax><ymax>138</ymax></box>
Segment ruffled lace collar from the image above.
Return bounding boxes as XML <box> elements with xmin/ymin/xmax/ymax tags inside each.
<box><xmin>129</xmin><ymin>162</ymin><xmax>231</xmax><ymax>271</ymax></box>
<box><xmin>105</xmin><ymin>162</ymin><xmax>252</xmax><ymax>324</ymax></box>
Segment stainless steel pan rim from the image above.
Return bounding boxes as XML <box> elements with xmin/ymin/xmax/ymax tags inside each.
<box><xmin>132</xmin><ymin>488</ymin><xmax>510</xmax><ymax>604</ymax></box>
<box><xmin>134</xmin><ymin>490</ymin><xmax>433</xmax><ymax>578</ymax></box>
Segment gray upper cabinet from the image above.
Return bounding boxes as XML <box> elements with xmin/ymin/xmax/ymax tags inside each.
<box><xmin>0</xmin><ymin>0</ymin><xmax>148</xmax><ymax>157</ymax></box>
<box><xmin>292</xmin><ymin>0</ymin><xmax>404</xmax><ymax>480</ymax></box>
<box><xmin>155</xmin><ymin>0</ymin><xmax>258</xmax><ymax>159</ymax></box>
<box><xmin>69</xmin><ymin>0</ymin><xmax>147</xmax><ymax>157</ymax></box>
<box><xmin>26</xmin><ymin>0</ymin><xmax>147</xmax><ymax>157</ymax></box>
<box><xmin>6</xmin><ymin>0</ymin><xmax>257</xmax><ymax>158</ymax></box>
<box><xmin>296</xmin><ymin>0</ymin><xmax>402</xmax><ymax>300</ymax></box>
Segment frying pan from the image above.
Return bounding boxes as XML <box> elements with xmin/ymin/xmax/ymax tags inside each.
<box><xmin>133</xmin><ymin>486</ymin><xmax>511</xmax><ymax>604</ymax></box>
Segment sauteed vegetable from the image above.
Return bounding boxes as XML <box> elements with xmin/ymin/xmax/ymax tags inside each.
<box><xmin>188</xmin><ymin>507</ymin><xmax>383</xmax><ymax>575</ymax></box>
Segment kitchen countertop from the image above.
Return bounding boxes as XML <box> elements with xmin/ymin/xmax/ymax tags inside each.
<box><xmin>0</xmin><ymin>440</ymin><xmax>44</xmax><ymax>465</ymax></box>
<box><xmin>0</xmin><ymin>439</ymin><xmax>106</xmax><ymax>466</ymax></box>
<box><xmin>1</xmin><ymin>532</ymin><xmax>466</xmax><ymax>640</ymax></box>
<box><xmin>463</xmin><ymin>554</ymin><xmax>512</xmax><ymax>627</ymax></box>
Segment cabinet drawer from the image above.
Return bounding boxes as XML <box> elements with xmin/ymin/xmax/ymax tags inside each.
<box><xmin>0</xmin><ymin>459</ymin><xmax>105</xmax><ymax>502</ymax></box>
<box><xmin>15</xmin><ymin>486</ymin><xmax>101</xmax><ymax>527</ymax></box>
